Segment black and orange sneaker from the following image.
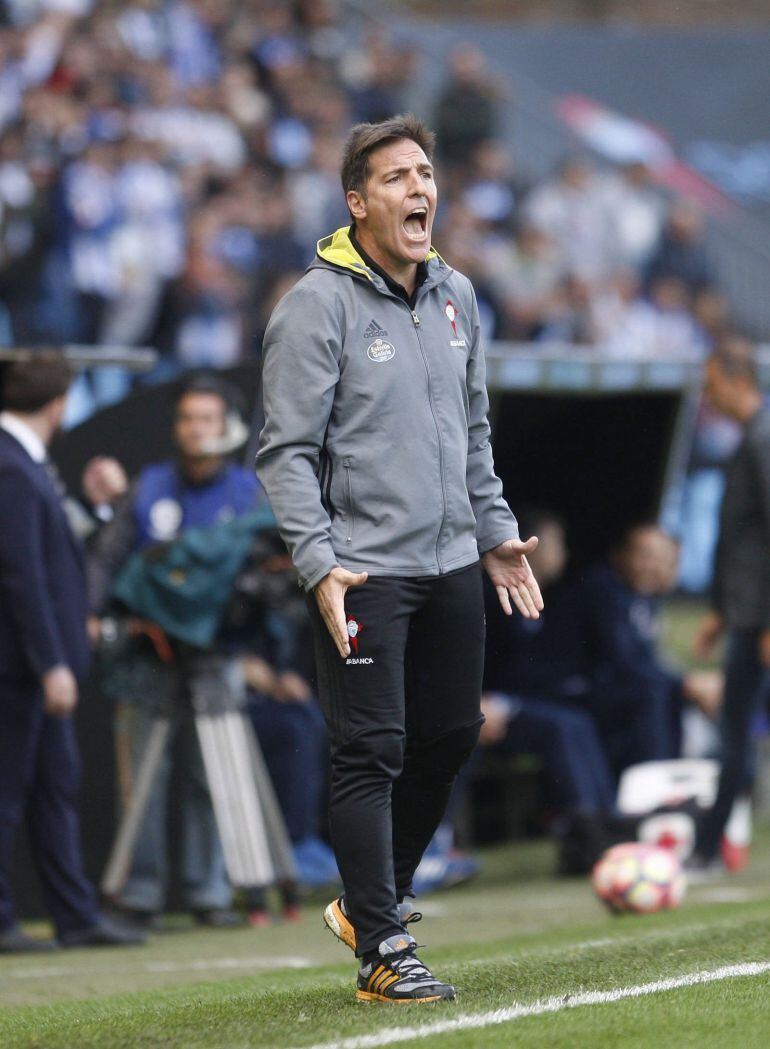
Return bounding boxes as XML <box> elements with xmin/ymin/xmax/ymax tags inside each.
<box><xmin>356</xmin><ymin>933</ymin><xmax>455</xmax><ymax>1003</ymax></box>
<box><xmin>323</xmin><ymin>896</ymin><xmax>421</xmax><ymax>953</ymax></box>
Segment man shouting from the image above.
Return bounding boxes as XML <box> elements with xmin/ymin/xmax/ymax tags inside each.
<box><xmin>257</xmin><ymin>114</ymin><xmax>542</xmax><ymax>1003</ymax></box>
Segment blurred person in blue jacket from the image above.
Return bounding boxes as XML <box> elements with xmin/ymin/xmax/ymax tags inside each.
<box><xmin>88</xmin><ymin>373</ymin><xmax>261</xmax><ymax>928</ymax></box>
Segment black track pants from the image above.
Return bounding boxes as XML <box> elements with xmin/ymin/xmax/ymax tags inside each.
<box><xmin>307</xmin><ymin>562</ymin><xmax>485</xmax><ymax>957</ymax></box>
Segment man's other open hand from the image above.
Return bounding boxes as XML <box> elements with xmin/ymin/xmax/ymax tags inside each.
<box><xmin>482</xmin><ymin>537</ymin><xmax>544</xmax><ymax>619</ymax></box>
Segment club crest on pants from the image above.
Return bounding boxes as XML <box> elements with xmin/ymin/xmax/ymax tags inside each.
<box><xmin>345</xmin><ymin>616</ymin><xmax>372</xmax><ymax>664</ymax></box>
<box><xmin>346</xmin><ymin>616</ymin><xmax>363</xmax><ymax>653</ymax></box>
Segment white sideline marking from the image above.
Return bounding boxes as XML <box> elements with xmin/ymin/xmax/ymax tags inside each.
<box><xmin>297</xmin><ymin>961</ymin><xmax>770</xmax><ymax>1049</ymax></box>
<box><xmin>7</xmin><ymin>956</ymin><xmax>312</xmax><ymax>980</ymax></box>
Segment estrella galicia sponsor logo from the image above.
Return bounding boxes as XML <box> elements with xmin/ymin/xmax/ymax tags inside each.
<box><xmin>364</xmin><ymin>318</ymin><xmax>388</xmax><ymax>339</ymax></box>
<box><xmin>346</xmin><ymin>657</ymin><xmax>374</xmax><ymax>665</ymax></box>
<box><xmin>367</xmin><ymin>338</ymin><xmax>396</xmax><ymax>363</ymax></box>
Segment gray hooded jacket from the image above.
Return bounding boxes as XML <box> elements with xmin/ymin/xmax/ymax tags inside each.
<box><xmin>256</xmin><ymin>226</ymin><xmax>518</xmax><ymax>591</ymax></box>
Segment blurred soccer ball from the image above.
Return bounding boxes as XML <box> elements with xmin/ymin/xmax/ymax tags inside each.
<box><xmin>591</xmin><ymin>842</ymin><xmax>687</xmax><ymax>915</ymax></box>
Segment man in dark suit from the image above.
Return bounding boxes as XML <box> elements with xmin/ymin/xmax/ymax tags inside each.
<box><xmin>692</xmin><ymin>337</ymin><xmax>770</xmax><ymax>868</ymax></box>
<box><xmin>0</xmin><ymin>355</ymin><xmax>143</xmax><ymax>951</ymax></box>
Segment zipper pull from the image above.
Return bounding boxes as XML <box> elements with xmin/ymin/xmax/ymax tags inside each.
<box><xmin>411</xmin><ymin>311</ymin><xmax>421</xmax><ymax>326</ymax></box>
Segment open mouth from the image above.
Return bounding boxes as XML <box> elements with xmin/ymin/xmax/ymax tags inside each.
<box><xmin>402</xmin><ymin>206</ymin><xmax>428</xmax><ymax>240</ymax></box>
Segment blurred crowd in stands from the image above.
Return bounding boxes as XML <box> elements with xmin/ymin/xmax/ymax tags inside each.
<box><xmin>0</xmin><ymin>0</ymin><xmax>742</xmax><ymax>376</ymax></box>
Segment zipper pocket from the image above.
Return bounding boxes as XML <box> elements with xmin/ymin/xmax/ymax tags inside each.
<box><xmin>343</xmin><ymin>458</ymin><xmax>355</xmax><ymax>544</ymax></box>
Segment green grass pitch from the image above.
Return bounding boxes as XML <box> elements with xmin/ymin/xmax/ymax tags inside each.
<box><xmin>2</xmin><ymin>602</ymin><xmax>767</xmax><ymax>1048</ymax></box>
<box><xmin>2</xmin><ymin>833</ymin><xmax>770</xmax><ymax>1049</ymax></box>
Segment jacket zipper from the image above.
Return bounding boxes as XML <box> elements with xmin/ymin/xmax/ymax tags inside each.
<box><xmin>409</xmin><ymin>307</ymin><xmax>447</xmax><ymax>573</ymax></box>
<box><xmin>343</xmin><ymin>458</ymin><xmax>355</xmax><ymax>544</ymax></box>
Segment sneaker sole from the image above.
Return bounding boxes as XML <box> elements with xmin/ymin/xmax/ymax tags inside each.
<box><xmin>355</xmin><ymin>989</ymin><xmax>449</xmax><ymax>1004</ymax></box>
<box><xmin>323</xmin><ymin>900</ymin><xmax>356</xmax><ymax>951</ymax></box>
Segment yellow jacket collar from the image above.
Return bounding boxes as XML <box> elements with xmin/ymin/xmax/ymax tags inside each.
<box><xmin>315</xmin><ymin>225</ymin><xmax>440</xmax><ymax>279</ymax></box>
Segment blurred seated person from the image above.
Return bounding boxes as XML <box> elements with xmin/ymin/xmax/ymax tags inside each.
<box><xmin>485</xmin><ymin>509</ymin><xmax>594</xmax><ymax>703</ymax></box>
<box><xmin>577</xmin><ymin>524</ymin><xmax>720</xmax><ymax>779</ymax></box>
<box><xmin>480</xmin><ymin>510</ymin><xmax>618</xmax><ymax>867</ymax></box>
<box><xmin>479</xmin><ymin>515</ymin><xmax>720</xmax><ymax>870</ymax></box>
<box><xmin>88</xmin><ymin>374</ymin><xmax>262</xmax><ymax>929</ymax></box>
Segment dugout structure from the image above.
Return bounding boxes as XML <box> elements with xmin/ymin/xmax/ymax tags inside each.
<box><xmin>484</xmin><ymin>345</ymin><xmax>705</xmax><ymax>565</ymax></box>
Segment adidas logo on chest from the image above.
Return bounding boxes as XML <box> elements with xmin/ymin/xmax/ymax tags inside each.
<box><xmin>363</xmin><ymin>318</ymin><xmax>388</xmax><ymax>339</ymax></box>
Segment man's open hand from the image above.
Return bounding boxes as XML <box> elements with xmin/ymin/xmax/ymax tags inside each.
<box><xmin>315</xmin><ymin>566</ymin><xmax>368</xmax><ymax>658</ymax></box>
<box><xmin>482</xmin><ymin>536</ymin><xmax>544</xmax><ymax>618</ymax></box>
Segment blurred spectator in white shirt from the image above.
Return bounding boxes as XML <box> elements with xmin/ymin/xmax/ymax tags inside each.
<box><xmin>598</xmin><ymin>274</ymin><xmax>705</xmax><ymax>359</ymax></box>
<box><xmin>524</xmin><ymin>155</ymin><xmax>615</xmax><ymax>284</ymax></box>
<box><xmin>602</xmin><ymin>161</ymin><xmax>666</xmax><ymax>271</ymax></box>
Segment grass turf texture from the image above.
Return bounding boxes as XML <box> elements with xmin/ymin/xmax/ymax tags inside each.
<box><xmin>3</xmin><ymin>600</ymin><xmax>767</xmax><ymax>1047</ymax></box>
<box><xmin>2</xmin><ymin>834</ymin><xmax>770</xmax><ymax>1049</ymax></box>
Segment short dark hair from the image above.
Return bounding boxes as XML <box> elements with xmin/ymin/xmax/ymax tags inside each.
<box><xmin>174</xmin><ymin>373</ymin><xmax>243</xmax><ymax>416</ymax></box>
<box><xmin>1</xmin><ymin>353</ymin><xmax>73</xmax><ymax>413</ymax></box>
<box><xmin>340</xmin><ymin>113</ymin><xmax>436</xmax><ymax>201</ymax></box>
<box><xmin>709</xmin><ymin>335</ymin><xmax>758</xmax><ymax>385</ymax></box>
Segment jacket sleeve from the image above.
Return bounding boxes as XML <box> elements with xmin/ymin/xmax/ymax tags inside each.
<box><xmin>464</xmin><ymin>283</ymin><xmax>519</xmax><ymax>553</ymax></box>
<box><xmin>0</xmin><ymin>465</ymin><xmax>68</xmax><ymax>676</ymax></box>
<box><xmin>255</xmin><ymin>282</ymin><xmax>341</xmax><ymax>591</ymax></box>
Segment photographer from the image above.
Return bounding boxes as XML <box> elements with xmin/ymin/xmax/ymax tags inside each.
<box><xmin>88</xmin><ymin>374</ymin><xmax>262</xmax><ymax>928</ymax></box>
